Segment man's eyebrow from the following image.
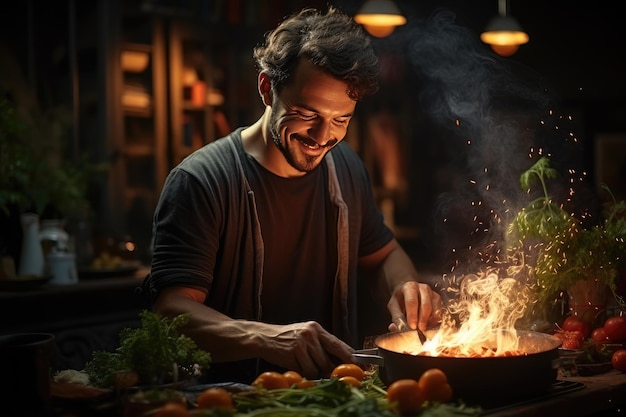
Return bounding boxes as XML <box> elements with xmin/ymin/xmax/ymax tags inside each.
<box><xmin>295</xmin><ymin>103</ymin><xmax>354</xmax><ymax>118</ymax></box>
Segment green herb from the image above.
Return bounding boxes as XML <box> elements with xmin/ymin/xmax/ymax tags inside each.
<box><xmin>84</xmin><ymin>310</ymin><xmax>211</xmax><ymax>388</ymax></box>
<box><xmin>506</xmin><ymin>156</ymin><xmax>626</xmax><ymax>308</ymax></box>
<box><xmin>218</xmin><ymin>374</ymin><xmax>481</xmax><ymax>417</ymax></box>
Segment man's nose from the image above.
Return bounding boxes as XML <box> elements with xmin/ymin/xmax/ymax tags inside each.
<box><xmin>309</xmin><ymin>120</ymin><xmax>332</xmax><ymax>146</ymax></box>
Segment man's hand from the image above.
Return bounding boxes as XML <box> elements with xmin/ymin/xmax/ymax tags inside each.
<box><xmin>258</xmin><ymin>321</ymin><xmax>355</xmax><ymax>379</ymax></box>
<box><xmin>387</xmin><ymin>281</ymin><xmax>443</xmax><ymax>332</ymax></box>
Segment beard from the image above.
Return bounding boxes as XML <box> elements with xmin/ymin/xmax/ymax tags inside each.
<box><xmin>269</xmin><ymin>111</ymin><xmax>324</xmax><ymax>173</ymax></box>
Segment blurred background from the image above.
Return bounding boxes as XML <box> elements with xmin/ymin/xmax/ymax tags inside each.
<box><xmin>0</xmin><ymin>0</ymin><xmax>624</xmax><ymax>272</ymax></box>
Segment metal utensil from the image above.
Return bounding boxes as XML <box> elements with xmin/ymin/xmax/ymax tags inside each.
<box><xmin>393</xmin><ymin>316</ymin><xmax>427</xmax><ymax>344</ymax></box>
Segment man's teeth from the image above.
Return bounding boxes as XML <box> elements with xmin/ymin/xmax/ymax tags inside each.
<box><xmin>297</xmin><ymin>137</ymin><xmax>319</xmax><ymax>149</ymax></box>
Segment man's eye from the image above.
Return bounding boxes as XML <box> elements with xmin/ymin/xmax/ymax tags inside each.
<box><xmin>297</xmin><ymin>112</ymin><xmax>316</xmax><ymax>120</ymax></box>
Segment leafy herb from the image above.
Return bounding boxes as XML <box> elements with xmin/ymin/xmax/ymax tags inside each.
<box><xmin>84</xmin><ymin>310</ymin><xmax>211</xmax><ymax>388</ymax></box>
<box><xmin>506</xmin><ymin>156</ymin><xmax>626</xmax><ymax>308</ymax></box>
<box><xmin>214</xmin><ymin>374</ymin><xmax>481</xmax><ymax>417</ymax></box>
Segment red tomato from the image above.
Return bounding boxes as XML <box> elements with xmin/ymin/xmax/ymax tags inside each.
<box><xmin>592</xmin><ymin>327</ymin><xmax>609</xmax><ymax>348</ymax></box>
<box><xmin>611</xmin><ymin>349</ymin><xmax>626</xmax><ymax>372</ymax></box>
<box><xmin>562</xmin><ymin>316</ymin><xmax>591</xmax><ymax>338</ymax></box>
<box><xmin>561</xmin><ymin>337</ymin><xmax>582</xmax><ymax>350</ymax></box>
<box><xmin>603</xmin><ymin>316</ymin><xmax>626</xmax><ymax>342</ymax></box>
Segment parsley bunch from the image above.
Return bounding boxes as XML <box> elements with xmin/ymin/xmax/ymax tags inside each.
<box><xmin>85</xmin><ymin>310</ymin><xmax>211</xmax><ymax>388</ymax></box>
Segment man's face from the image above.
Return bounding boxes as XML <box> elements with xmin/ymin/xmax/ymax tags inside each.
<box><xmin>269</xmin><ymin>60</ymin><xmax>357</xmax><ymax>173</ymax></box>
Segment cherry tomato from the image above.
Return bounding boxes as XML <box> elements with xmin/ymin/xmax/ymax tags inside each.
<box><xmin>417</xmin><ymin>368</ymin><xmax>453</xmax><ymax>403</ymax></box>
<box><xmin>154</xmin><ymin>401</ymin><xmax>189</xmax><ymax>417</ymax></box>
<box><xmin>196</xmin><ymin>387</ymin><xmax>234</xmax><ymax>411</ymax></box>
<box><xmin>387</xmin><ymin>379</ymin><xmax>426</xmax><ymax>416</ymax></box>
<box><xmin>295</xmin><ymin>379</ymin><xmax>317</xmax><ymax>389</ymax></box>
<box><xmin>603</xmin><ymin>316</ymin><xmax>626</xmax><ymax>342</ymax></box>
<box><xmin>283</xmin><ymin>370</ymin><xmax>304</xmax><ymax>386</ymax></box>
<box><xmin>252</xmin><ymin>371</ymin><xmax>289</xmax><ymax>390</ymax></box>
<box><xmin>561</xmin><ymin>337</ymin><xmax>582</xmax><ymax>350</ymax></box>
<box><xmin>611</xmin><ymin>349</ymin><xmax>626</xmax><ymax>372</ymax></box>
<box><xmin>330</xmin><ymin>363</ymin><xmax>365</xmax><ymax>381</ymax></box>
<box><xmin>592</xmin><ymin>327</ymin><xmax>610</xmax><ymax>348</ymax></box>
<box><xmin>339</xmin><ymin>375</ymin><xmax>362</xmax><ymax>388</ymax></box>
<box><xmin>562</xmin><ymin>316</ymin><xmax>591</xmax><ymax>338</ymax></box>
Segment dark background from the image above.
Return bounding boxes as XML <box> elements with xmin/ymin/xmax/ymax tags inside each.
<box><xmin>1</xmin><ymin>0</ymin><xmax>625</xmax><ymax>272</ymax></box>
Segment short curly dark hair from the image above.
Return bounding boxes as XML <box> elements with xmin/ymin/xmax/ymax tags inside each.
<box><xmin>253</xmin><ymin>6</ymin><xmax>379</xmax><ymax>101</ymax></box>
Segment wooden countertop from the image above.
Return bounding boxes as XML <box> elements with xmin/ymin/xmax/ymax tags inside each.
<box><xmin>484</xmin><ymin>370</ymin><xmax>626</xmax><ymax>416</ymax></box>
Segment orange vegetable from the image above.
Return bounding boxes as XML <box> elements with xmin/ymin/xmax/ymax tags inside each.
<box><xmin>417</xmin><ymin>368</ymin><xmax>453</xmax><ymax>403</ymax></box>
<box><xmin>339</xmin><ymin>375</ymin><xmax>362</xmax><ymax>388</ymax></box>
<box><xmin>330</xmin><ymin>363</ymin><xmax>365</xmax><ymax>381</ymax></box>
<box><xmin>252</xmin><ymin>371</ymin><xmax>290</xmax><ymax>390</ymax></box>
<box><xmin>386</xmin><ymin>379</ymin><xmax>425</xmax><ymax>416</ymax></box>
<box><xmin>283</xmin><ymin>370</ymin><xmax>304</xmax><ymax>386</ymax></box>
<box><xmin>196</xmin><ymin>387</ymin><xmax>234</xmax><ymax>411</ymax></box>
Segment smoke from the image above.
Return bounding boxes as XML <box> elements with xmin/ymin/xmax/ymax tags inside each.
<box><xmin>399</xmin><ymin>9</ymin><xmax>589</xmax><ymax>273</ymax></box>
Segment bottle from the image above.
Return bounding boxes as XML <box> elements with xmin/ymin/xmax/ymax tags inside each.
<box><xmin>18</xmin><ymin>213</ymin><xmax>45</xmax><ymax>276</ymax></box>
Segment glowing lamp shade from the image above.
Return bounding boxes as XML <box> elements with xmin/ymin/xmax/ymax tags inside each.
<box><xmin>354</xmin><ymin>0</ymin><xmax>407</xmax><ymax>38</ymax></box>
<box><xmin>480</xmin><ymin>15</ymin><xmax>529</xmax><ymax>56</ymax></box>
<box><xmin>481</xmin><ymin>0</ymin><xmax>529</xmax><ymax>57</ymax></box>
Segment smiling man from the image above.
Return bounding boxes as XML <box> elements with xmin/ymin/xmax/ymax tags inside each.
<box><xmin>142</xmin><ymin>6</ymin><xmax>442</xmax><ymax>384</ymax></box>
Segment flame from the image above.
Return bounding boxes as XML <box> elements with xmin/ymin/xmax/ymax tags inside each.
<box><xmin>407</xmin><ymin>270</ymin><xmax>532</xmax><ymax>357</ymax></box>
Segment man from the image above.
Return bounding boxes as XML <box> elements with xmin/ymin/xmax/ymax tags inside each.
<box><xmin>142</xmin><ymin>6</ymin><xmax>442</xmax><ymax>383</ymax></box>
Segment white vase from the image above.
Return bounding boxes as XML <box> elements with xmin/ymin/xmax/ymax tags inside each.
<box><xmin>18</xmin><ymin>213</ymin><xmax>45</xmax><ymax>276</ymax></box>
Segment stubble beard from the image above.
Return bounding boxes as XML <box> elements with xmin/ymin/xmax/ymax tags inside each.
<box><xmin>269</xmin><ymin>112</ymin><xmax>319</xmax><ymax>173</ymax></box>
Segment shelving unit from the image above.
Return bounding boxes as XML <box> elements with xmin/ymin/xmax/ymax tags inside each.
<box><xmin>168</xmin><ymin>21</ymin><xmax>216</xmax><ymax>166</ymax></box>
<box><xmin>107</xmin><ymin>12</ymin><xmax>168</xmax><ymax>259</ymax></box>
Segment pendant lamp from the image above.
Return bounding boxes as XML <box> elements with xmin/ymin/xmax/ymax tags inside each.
<box><xmin>354</xmin><ymin>0</ymin><xmax>406</xmax><ymax>38</ymax></box>
<box><xmin>480</xmin><ymin>0</ymin><xmax>529</xmax><ymax>56</ymax></box>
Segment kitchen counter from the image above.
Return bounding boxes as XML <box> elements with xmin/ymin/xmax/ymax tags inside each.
<box><xmin>0</xmin><ymin>268</ymin><xmax>149</xmax><ymax>371</ymax></box>
<box><xmin>484</xmin><ymin>369</ymin><xmax>626</xmax><ymax>416</ymax></box>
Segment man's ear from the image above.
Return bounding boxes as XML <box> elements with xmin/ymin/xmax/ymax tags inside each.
<box><xmin>258</xmin><ymin>72</ymin><xmax>273</xmax><ymax>106</ymax></box>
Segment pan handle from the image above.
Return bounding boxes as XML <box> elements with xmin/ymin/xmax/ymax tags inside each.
<box><xmin>352</xmin><ymin>348</ymin><xmax>385</xmax><ymax>366</ymax></box>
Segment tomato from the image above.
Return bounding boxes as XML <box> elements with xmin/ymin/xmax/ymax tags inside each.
<box><xmin>154</xmin><ymin>401</ymin><xmax>189</xmax><ymax>417</ymax></box>
<box><xmin>339</xmin><ymin>375</ymin><xmax>362</xmax><ymax>388</ymax></box>
<box><xmin>387</xmin><ymin>379</ymin><xmax>426</xmax><ymax>416</ymax></box>
<box><xmin>603</xmin><ymin>316</ymin><xmax>626</xmax><ymax>342</ymax></box>
<box><xmin>196</xmin><ymin>387</ymin><xmax>234</xmax><ymax>411</ymax></box>
<box><xmin>562</xmin><ymin>316</ymin><xmax>591</xmax><ymax>338</ymax></box>
<box><xmin>611</xmin><ymin>349</ymin><xmax>626</xmax><ymax>372</ymax></box>
<box><xmin>295</xmin><ymin>379</ymin><xmax>317</xmax><ymax>389</ymax></box>
<box><xmin>417</xmin><ymin>368</ymin><xmax>453</xmax><ymax>403</ymax></box>
<box><xmin>561</xmin><ymin>337</ymin><xmax>582</xmax><ymax>350</ymax></box>
<box><xmin>330</xmin><ymin>363</ymin><xmax>365</xmax><ymax>381</ymax></box>
<box><xmin>592</xmin><ymin>327</ymin><xmax>610</xmax><ymax>348</ymax></box>
<box><xmin>252</xmin><ymin>371</ymin><xmax>290</xmax><ymax>390</ymax></box>
<box><xmin>283</xmin><ymin>370</ymin><xmax>304</xmax><ymax>386</ymax></box>
<box><xmin>554</xmin><ymin>328</ymin><xmax>584</xmax><ymax>349</ymax></box>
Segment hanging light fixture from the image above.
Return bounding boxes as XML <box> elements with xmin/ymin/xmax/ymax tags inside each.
<box><xmin>480</xmin><ymin>0</ymin><xmax>529</xmax><ymax>56</ymax></box>
<box><xmin>354</xmin><ymin>0</ymin><xmax>407</xmax><ymax>38</ymax></box>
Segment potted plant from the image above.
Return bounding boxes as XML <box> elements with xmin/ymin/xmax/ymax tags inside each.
<box><xmin>506</xmin><ymin>157</ymin><xmax>626</xmax><ymax>326</ymax></box>
<box><xmin>0</xmin><ymin>98</ymin><xmax>107</xmax><ymax>274</ymax></box>
<box><xmin>0</xmin><ymin>97</ymin><xmax>101</xmax><ymax>218</ymax></box>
